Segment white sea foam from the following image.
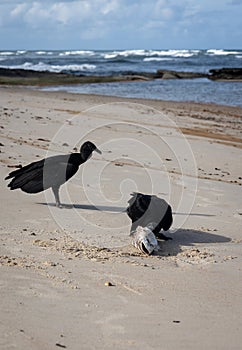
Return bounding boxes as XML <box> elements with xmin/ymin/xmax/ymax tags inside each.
<box><xmin>103</xmin><ymin>49</ymin><xmax>199</xmax><ymax>59</ymax></box>
<box><xmin>103</xmin><ymin>53</ymin><xmax>118</xmax><ymax>59</ymax></box>
<box><xmin>59</xmin><ymin>50</ymin><xmax>95</xmax><ymax>56</ymax></box>
<box><xmin>143</xmin><ymin>57</ymin><xmax>173</xmax><ymax>62</ymax></box>
<box><xmin>117</xmin><ymin>49</ymin><xmax>147</xmax><ymax>56</ymax></box>
<box><xmin>0</xmin><ymin>62</ymin><xmax>96</xmax><ymax>72</ymax></box>
<box><xmin>16</xmin><ymin>50</ymin><xmax>26</xmax><ymax>55</ymax></box>
<box><xmin>207</xmin><ymin>49</ymin><xmax>240</xmax><ymax>55</ymax></box>
<box><xmin>103</xmin><ymin>49</ymin><xmax>147</xmax><ymax>59</ymax></box>
<box><xmin>36</xmin><ymin>51</ymin><xmax>53</xmax><ymax>55</ymax></box>
<box><xmin>158</xmin><ymin>50</ymin><xmax>197</xmax><ymax>57</ymax></box>
<box><xmin>147</xmin><ymin>49</ymin><xmax>198</xmax><ymax>57</ymax></box>
<box><xmin>0</xmin><ymin>51</ymin><xmax>14</xmax><ymax>56</ymax></box>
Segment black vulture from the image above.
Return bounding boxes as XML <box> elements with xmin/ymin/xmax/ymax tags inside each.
<box><xmin>126</xmin><ymin>192</ymin><xmax>173</xmax><ymax>240</ymax></box>
<box><xmin>5</xmin><ymin>141</ymin><xmax>101</xmax><ymax>207</ymax></box>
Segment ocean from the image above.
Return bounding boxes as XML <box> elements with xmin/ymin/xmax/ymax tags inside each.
<box><xmin>1</xmin><ymin>49</ymin><xmax>242</xmax><ymax>107</ymax></box>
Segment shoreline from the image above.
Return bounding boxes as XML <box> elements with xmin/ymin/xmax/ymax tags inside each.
<box><xmin>2</xmin><ymin>83</ymin><xmax>242</xmax><ymax>110</ymax></box>
<box><xmin>1</xmin><ymin>67</ymin><xmax>242</xmax><ymax>108</ymax></box>
<box><xmin>1</xmin><ymin>86</ymin><xmax>242</xmax><ymax>349</ymax></box>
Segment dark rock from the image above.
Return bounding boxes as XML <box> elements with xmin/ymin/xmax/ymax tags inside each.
<box><xmin>156</xmin><ymin>70</ymin><xmax>207</xmax><ymax>79</ymax></box>
<box><xmin>0</xmin><ymin>67</ymin><xmax>65</xmax><ymax>78</ymax></box>
<box><xmin>1</xmin><ymin>66</ymin><xmax>242</xmax><ymax>86</ymax></box>
<box><xmin>209</xmin><ymin>68</ymin><xmax>242</xmax><ymax>81</ymax></box>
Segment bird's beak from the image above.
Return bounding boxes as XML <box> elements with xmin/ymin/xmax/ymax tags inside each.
<box><xmin>95</xmin><ymin>147</ymin><xmax>102</xmax><ymax>154</ymax></box>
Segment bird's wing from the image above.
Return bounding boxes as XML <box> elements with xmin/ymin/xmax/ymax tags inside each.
<box><xmin>9</xmin><ymin>167</ymin><xmax>44</xmax><ymax>193</ymax></box>
<box><xmin>42</xmin><ymin>160</ymin><xmax>79</xmax><ymax>189</ymax></box>
<box><xmin>5</xmin><ymin>154</ymin><xmax>72</xmax><ymax>180</ymax></box>
<box><xmin>6</xmin><ymin>154</ymin><xmax>80</xmax><ymax>193</ymax></box>
<box><xmin>127</xmin><ymin>194</ymin><xmax>172</xmax><ymax>231</ymax></box>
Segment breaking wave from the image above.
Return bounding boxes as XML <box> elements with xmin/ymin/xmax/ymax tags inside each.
<box><xmin>0</xmin><ymin>61</ymin><xmax>96</xmax><ymax>73</ymax></box>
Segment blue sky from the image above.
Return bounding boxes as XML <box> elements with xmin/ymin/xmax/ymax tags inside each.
<box><xmin>0</xmin><ymin>0</ymin><xmax>242</xmax><ymax>50</ymax></box>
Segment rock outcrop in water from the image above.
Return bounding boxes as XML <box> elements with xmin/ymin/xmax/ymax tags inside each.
<box><xmin>0</xmin><ymin>68</ymin><xmax>138</xmax><ymax>86</ymax></box>
<box><xmin>0</xmin><ymin>67</ymin><xmax>241</xmax><ymax>86</ymax></box>
<box><xmin>209</xmin><ymin>68</ymin><xmax>242</xmax><ymax>81</ymax></box>
<box><xmin>156</xmin><ymin>70</ymin><xmax>207</xmax><ymax>79</ymax></box>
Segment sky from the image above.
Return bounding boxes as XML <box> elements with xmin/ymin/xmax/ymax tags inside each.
<box><xmin>0</xmin><ymin>0</ymin><xmax>242</xmax><ymax>50</ymax></box>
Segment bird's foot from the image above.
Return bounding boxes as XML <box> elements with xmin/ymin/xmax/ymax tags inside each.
<box><xmin>155</xmin><ymin>232</ymin><xmax>172</xmax><ymax>241</ymax></box>
<box><xmin>55</xmin><ymin>202</ymin><xmax>74</xmax><ymax>209</ymax></box>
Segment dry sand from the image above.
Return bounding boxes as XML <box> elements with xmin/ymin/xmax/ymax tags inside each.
<box><xmin>0</xmin><ymin>86</ymin><xmax>242</xmax><ymax>349</ymax></box>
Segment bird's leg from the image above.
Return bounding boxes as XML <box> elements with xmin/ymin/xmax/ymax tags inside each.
<box><xmin>52</xmin><ymin>187</ymin><xmax>62</xmax><ymax>208</ymax></box>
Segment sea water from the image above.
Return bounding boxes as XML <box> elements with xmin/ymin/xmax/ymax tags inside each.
<box><xmin>1</xmin><ymin>49</ymin><xmax>242</xmax><ymax>106</ymax></box>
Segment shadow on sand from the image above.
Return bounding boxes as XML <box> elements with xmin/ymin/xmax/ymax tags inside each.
<box><xmin>38</xmin><ymin>202</ymin><xmax>230</xmax><ymax>258</ymax></box>
<box><xmin>38</xmin><ymin>202</ymin><xmax>216</xmax><ymax>217</ymax></box>
<box><xmin>38</xmin><ymin>202</ymin><xmax>126</xmax><ymax>212</ymax></box>
<box><xmin>155</xmin><ymin>228</ymin><xmax>231</xmax><ymax>257</ymax></box>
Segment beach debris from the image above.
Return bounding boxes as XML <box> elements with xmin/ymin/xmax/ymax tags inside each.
<box><xmin>37</xmin><ymin>137</ymin><xmax>50</xmax><ymax>142</ymax></box>
<box><xmin>33</xmin><ymin>236</ymin><xmax>147</xmax><ymax>263</ymax></box>
<box><xmin>55</xmin><ymin>343</ymin><xmax>66</xmax><ymax>348</ymax></box>
<box><xmin>176</xmin><ymin>248</ymin><xmax>216</xmax><ymax>265</ymax></box>
<box><xmin>104</xmin><ymin>281</ymin><xmax>114</xmax><ymax>287</ymax></box>
<box><xmin>131</xmin><ymin>226</ymin><xmax>159</xmax><ymax>255</ymax></box>
<box><xmin>7</xmin><ymin>164</ymin><xmax>22</xmax><ymax>168</ymax></box>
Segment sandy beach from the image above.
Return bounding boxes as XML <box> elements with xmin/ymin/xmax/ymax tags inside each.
<box><xmin>0</xmin><ymin>86</ymin><xmax>242</xmax><ymax>349</ymax></box>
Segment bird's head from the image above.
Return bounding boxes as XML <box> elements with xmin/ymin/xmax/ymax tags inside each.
<box><xmin>80</xmin><ymin>141</ymin><xmax>102</xmax><ymax>161</ymax></box>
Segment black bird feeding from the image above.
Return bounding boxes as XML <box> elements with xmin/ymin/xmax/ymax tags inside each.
<box><xmin>5</xmin><ymin>141</ymin><xmax>102</xmax><ymax>208</ymax></box>
<box><xmin>126</xmin><ymin>192</ymin><xmax>173</xmax><ymax>241</ymax></box>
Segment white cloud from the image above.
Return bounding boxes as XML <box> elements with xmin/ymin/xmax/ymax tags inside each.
<box><xmin>101</xmin><ymin>0</ymin><xmax>119</xmax><ymax>15</ymax></box>
<box><xmin>4</xmin><ymin>1</ymin><xmax>125</xmax><ymax>28</ymax></box>
<box><xmin>0</xmin><ymin>0</ymin><xmax>241</xmax><ymax>49</ymax></box>
<box><xmin>10</xmin><ymin>3</ymin><xmax>27</xmax><ymax>17</ymax></box>
<box><xmin>24</xmin><ymin>3</ymin><xmax>51</xmax><ymax>26</ymax></box>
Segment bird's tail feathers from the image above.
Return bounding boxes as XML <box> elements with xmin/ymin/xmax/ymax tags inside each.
<box><xmin>5</xmin><ymin>159</ymin><xmax>44</xmax><ymax>180</ymax></box>
<box><xmin>5</xmin><ymin>167</ymin><xmax>23</xmax><ymax>180</ymax></box>
<box><xmin>7</xmin><ymin>168</ymin><xmax>44</xmax><ymax>193</ymax></box>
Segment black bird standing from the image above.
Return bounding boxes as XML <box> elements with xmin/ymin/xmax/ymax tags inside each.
<box><xmin>126</xmin><ymin>192</ymin><xmax>173</xmax><ymax>240</ymax></box>
<box><xmin>5</xmin><ymin>141</ymin><xmax>102</xmax><ymax>207</ymax></box>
